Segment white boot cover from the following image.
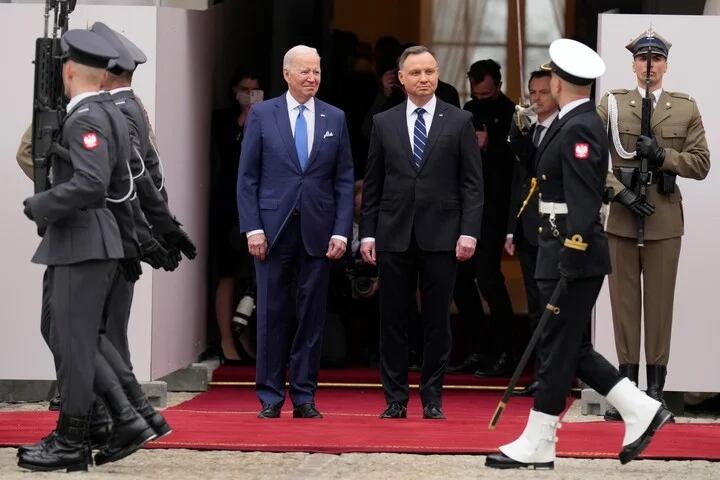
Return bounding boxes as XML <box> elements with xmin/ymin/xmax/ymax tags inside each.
<box><xmin>606</xmin><ymin>377</ymin><xmax>661</xmax><ymax>446</ymax></box>
<box><xmin>499</xmin><ymin>409</ymin><xmax>560</xmax><ymax>464</ymax></box>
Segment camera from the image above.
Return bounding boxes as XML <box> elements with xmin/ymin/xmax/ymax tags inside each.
<box><xmin>347</xmin><ymin>260</ymin><xmax>378</xmax><ymax>300</ymax></box>
<box><xmin>232</xmin><ymin>291</ymin><xmax>256</xmax><ymax>333</ymax></box>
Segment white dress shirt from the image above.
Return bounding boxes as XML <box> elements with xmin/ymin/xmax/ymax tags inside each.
<box><xmin>247</xmin><ymin>92</ymin><xmax>345</xmax><ymax>245</ymax></box>
<box><xmin>66</xmin><ymin>92</ymin><xmax>101</xmax><ymax>115</ymax></box>
<box><xmin>361</xmin><ymin>95</ymin><xmax>475</xmax><ymax>246</ymax></box>
<box><xmin>558</xmin><ymin>98</ymin><xmax>590</xmax><ymax>119</ymax></box>
<box><xmin>636</xmin><ymin>87</ymin><xmax>662</xmax><ymax>108</ymax></box>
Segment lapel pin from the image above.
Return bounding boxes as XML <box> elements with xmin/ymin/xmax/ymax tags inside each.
<box><xmin>320</xmin><ymin>113</ymin><xmax>326</xmax><ymax>117</ymax></box>
<box><xmin>439</xmin><ymin>113</ymin><xmax>444</xmax><ymax>117</ymax></box>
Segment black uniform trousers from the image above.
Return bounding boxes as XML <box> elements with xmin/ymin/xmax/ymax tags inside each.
<box><xmin>45</xmin><ymin>260</ymin><xmax>117</xmax><ymax>417</ymax></box>
<box><xmin>377</xmin><ymin>234</ymin><xmax>457</xmax><ymax>407</ymax></box>
<box><xmin>452</xmin><ymin>260</ymin><xmax>488</xmax><ymax>354</ymax></box>
<box><xmin>102</xmin><ymin>277</ymin><xmax>135</xmax><ymax>370</ymax></box>
<box><xmin>534</xmin><ymin>277</ymin><xmax>622</xmax><ymax>415</ymax></box>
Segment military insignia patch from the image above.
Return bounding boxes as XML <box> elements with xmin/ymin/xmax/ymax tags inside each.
<box><xmin>574</xmin><ymin>143</ymin><xmax>589</xmax><ymax>159</ymax></box>
<box><xmin>82</xmin><ymin>132</ymin><xmax>99</xmax><ymax>150</ymax></box>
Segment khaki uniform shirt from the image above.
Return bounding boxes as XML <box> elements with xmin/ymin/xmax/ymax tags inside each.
<box><xmin>16</xmin><ymin>125</ymin><xmax>33</xmax><ymax>180</ymax></box>
<box><xmin>597</xmin><ymin>88</ymin><xmax>710</xmax><ymax>240</ymax></box>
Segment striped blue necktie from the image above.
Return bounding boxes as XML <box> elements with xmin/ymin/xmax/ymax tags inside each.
<box><xmin>413</xmin><ymin>107</ymin><xmax>427</xmax><ymax>171</ymax></box>
<box><xmin>295</xmin><ymin>104</ymin><xmax>308</xmax><ymax>170</ymax></box>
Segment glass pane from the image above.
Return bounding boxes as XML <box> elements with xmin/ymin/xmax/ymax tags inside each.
<box><xmin>525</xmin><ymin>0</ymin><xmax>565</xmax><ymax>44</ymax></box>
<box><xmin>432</xmin><ymin>0</ymin><xmax>508</xmax><ymax>43</ymax></box>
<box><xmin>525</xmin><ymin>46</ymin><xmax>549</xmax><ymax>87</ymax></box>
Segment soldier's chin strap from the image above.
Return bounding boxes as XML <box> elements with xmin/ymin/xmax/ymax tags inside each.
<box><xmin>607</xmin><ymin>93</ymin><xmax>637</xmax><ymax>160</ymax></box>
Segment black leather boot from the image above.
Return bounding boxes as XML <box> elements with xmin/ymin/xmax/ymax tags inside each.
<box><xmin>17</xmin><ymin>413</ymin><xmax>90</xmax><ymax>472</ymax></box>
<box><xmin>646</xmin><ymin>364</ymin><xmax>675</xmax><ymax>423</ymax></box>
<box><xmin>48</xmin><ymin>393</ymin><xmax>61</xmax><ymax>411</ymax></box>
<box><xmin>90</xmin><ymin>398</ymin><xmax>114</xmax><ymax>449</ymax></box>
<box><xmin>93</xmin><ymin>385</ymin><xmax>156</xmax><ymax>466</ymax></box>
<box><xmin>124</xmin><ymin>380</ymin><xmax>172</xmax><ymax>439</ymax></box>
<box><xmin>16</xmin><ymin>417</ymin><xmax>59</xmax><ymax>457</ymax></box>
<box><xmin>604</xmin><ymin>364</ymin><xmax>638</xmax><ymax>421</ymax></box>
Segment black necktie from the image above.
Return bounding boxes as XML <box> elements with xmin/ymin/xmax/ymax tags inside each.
<box><xmin>532</xmin><ymin>124</ymin><xmax>545</xmax><ymax>147</ymax></box>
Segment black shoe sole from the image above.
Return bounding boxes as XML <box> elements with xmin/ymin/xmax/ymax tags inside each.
<box><xmin>94</xmin><ymin>428</ymin><xmax>157</xmax><ymax>466</ymax></box>
<box><xmin>485</xmin><ymin>455</ymin><xmax>554</xmax><ymax>470</ymax></box>
<box><xmin>619</xmin><ymin>406</ymin><xmax>673</xmax><ymax>464</ymax></box>
<box><xmin>17</xmin><ymin>460</ymin><xmax>88</xmax><ymax>473</ymax></box>
<box><xmin>604</xmin><ymin>409</ymin><xmax>623</xmax><ymax>422</ymax></box>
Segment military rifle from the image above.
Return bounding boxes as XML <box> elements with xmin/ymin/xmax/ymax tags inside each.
<box><xmin>635</xmin><ymin>45</ymin><xmax>653</xmax><ymax>247</ymax></box>
<box><xmin>31</xmin><ymin>0</ymin><xmax>76</xmax><ymax>193</ymax></box>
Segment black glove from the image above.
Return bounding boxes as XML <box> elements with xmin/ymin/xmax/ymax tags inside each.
<box><xmin>163</xmin><ymin>228</ymin><xmax>197</xmax><ymax>260</ymax></box>
<box><xmin>119</xmin><ymin>258</ymin><xmax>143</xmax><ymax>283</ymax></box>
<box><xmin>636</xmin><ymin>135</ymin><xmax>665</xmax><ymax>169</ymax></box>
<box><xmin>140</xmin><ymin>238</ymin><xmax>179</xmax><ymax>271</ymax></box>
<box><xmin>613</xmin><ymin>188</ymin><xmax>655</xmax><ymax>217</ymax></box>
<box><xmin>23</xmin><ymin>199</ymin><xmax>34</xmax><ymax>221</ymax></box>
<box><xmin>558</xmin><ymin>247</ymin><xmax>585</xmax><ymax>282</ymax></box>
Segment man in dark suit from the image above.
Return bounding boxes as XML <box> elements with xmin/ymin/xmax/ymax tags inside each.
<box><xmin>237</xmin><ymin>45</ymin><xmax>354</xmax><ymax>419</ymax></box>
<box><xmin>486</xmin><ymin>39</ymin><xmax>672</xmax><ymax>471</ymax></box>
<box><xmin>360</xmin><ymin>45</ymin><xmax>483</xmax><ymax>420</ymax></box>
<box><xmin>457</xmin><ymin>60</ymin><xmax>518</xmax><ymax>377</ymax></box>
<box><xmin>505</xmin><ymin>69</ymin><xmax>559</xmax><ymax>396</ymax></box>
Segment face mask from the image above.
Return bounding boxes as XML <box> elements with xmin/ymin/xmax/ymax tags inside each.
<box><xmin>236</xmin><ymin>91</ymin><xmax>251</xmax><ymax>107</ymax></box>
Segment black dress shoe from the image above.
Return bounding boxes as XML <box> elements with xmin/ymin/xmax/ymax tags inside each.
<box><xmin>447</xmin><ymin>353</ymin><xmax>490</xmax><ymax>373</ymax></box>
<box><xmin>48</xmin><ymin>394</ymin><xmax>61</xmax><ymax>412</ymax></box>
<box><xmin>293</xmin><ymin>403</ymin><xmax>323</xmax><ymax>418</ymax></box>
<box><xmin>512</xmin><ymin>380</ymin><xmax>539</xmax><ymax>397</ymax></box>
<box><xmin>422</xmin><ymin>404</ymin><xmax>446</xmax><ymax>419</ymax></box>
<box><xmin>379</xmin><ymin>402</ymin><xmax>407</xmax><ymax>419</ymax></box>
<box><xmin>257</xmin><ymin>404</ymin><xmax>281</xmax><ymax>418</ymax></box>
<box><xmin>474</xmin><ymin>352</ymin><xmax>515</xmax><ymax>377</ymax></box>
<box><xmin>619</xmin><ymin>406</ymin><xmax>673</xmax><ymax>464</ymax></box>
<box><xmin>485</xmin><ymin>452</ymin><xmax>553</xmax><ymax>470</ymax></box>
<box><xmin>17</xmin><ymin>414</ymin><xmax>90</xmax><ymax>473</ymax></box>
<box><xmin>604</xmin><ymin>405</ymin><xmax>622</xmax><ymax>421</ymax></box>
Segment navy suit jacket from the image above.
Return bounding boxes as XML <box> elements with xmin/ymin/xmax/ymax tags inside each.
<box><xmin>237</xmin><ymin>94</ymin><xmax>354</xmax><ymax>256</ymax></box>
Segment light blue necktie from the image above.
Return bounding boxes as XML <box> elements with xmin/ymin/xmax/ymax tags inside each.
<box><xmin>413</xmin><ymin>107</ymin><xmax>427</xmax><ymax>171</ymax></box>
<box><xmin>295</xmin><ymin>104</ymin><xmax>308</xmax><ymax>171</ymax></box>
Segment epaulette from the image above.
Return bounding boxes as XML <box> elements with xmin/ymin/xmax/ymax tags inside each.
<box><xmin>668</xmin><ymin>91</ymin><xmax>695</xmax><ymax>102</ymax></box>
<box><xmin>608</xmin><ymin>89</ymin><xmax>629</xmax><ymax>95</ymax></box>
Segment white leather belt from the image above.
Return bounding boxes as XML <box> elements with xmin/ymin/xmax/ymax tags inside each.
<box><xmin>539</xmin><ymin>201</ymin><xmax>568</xmax><ymax>215</ymax></box>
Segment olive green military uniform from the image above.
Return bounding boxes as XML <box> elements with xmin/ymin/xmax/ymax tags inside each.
<box><xmin>597</xmin><ymin>88</ymin><xmax>710</xmax><ymax>366</ymax></box>
<box><xmin>16</xmin><ymin>125</ymin><xmax>33</xmax><ymax>180</ymax></box>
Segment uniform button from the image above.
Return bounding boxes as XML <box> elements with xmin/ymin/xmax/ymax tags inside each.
<box><xmin>538</xmin><ymin>227</ymin><xmax>543</xmax><ymax>233</ymax></box>
<box><xmin>541</xmin><ymin>174</ymin><xmax>547</xmax><ymax>181</ymax></box>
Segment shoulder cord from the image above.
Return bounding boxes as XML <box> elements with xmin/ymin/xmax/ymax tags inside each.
<box><xmin>607</xmin><ymin>93</ymin><xmax>636</xmax><ymax>160</ymax></box>
<box><xmin>148</xmin><ymin>135</ymin><xmax>166</xmax><ymax>192</ymax></box>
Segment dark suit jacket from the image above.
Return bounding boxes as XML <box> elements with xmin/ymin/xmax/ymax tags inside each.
<box><xmin>534</xmin><ymin>101</ymin><xmax>611</xmax><ymax>280</ymax></box>
<box><xmin>237</xmin><ymin>94</ymin><xmax>355</xmax><ymax>257</ymax></box>
<box><xmin>507</xmin><ymin>122</ymin><xmax>541</xmax><ymax>246</ymax></box>
<box><xmin>360</xmin><ymin>98</ymin><xmax>484</xmax><ymax>252</ymax></box>
<box><xmin>27</xmin><ymin>94</ymin><xmax>126</xmax><ymax>266</ymax></box>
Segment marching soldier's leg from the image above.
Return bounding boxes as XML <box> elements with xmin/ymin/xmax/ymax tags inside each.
<box><xmin>98</xmin><ymin>334</ymin><xmax>172</xmax><ymax>438</ymax></box>
<box><xmin>19</xmin><ymin>261</ymin><xmax>116</xmax><ymax>473</ymax></box>
<box><xmin>103</xmin><ymin>274</ymin><xmax>135</xmax><ymax>369</ymax></box>
<box><xmin>641</xmin><ymin>236</ymin><xmax>681</xmax><ymax>408</ymax></box>
<box><xmin>92</xmin><ymin>352</ymin><xmax>155</xmax><ymax>466</ymax></box>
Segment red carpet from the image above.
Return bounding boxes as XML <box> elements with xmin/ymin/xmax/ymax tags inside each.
<box><xmin>2</xmin><ymin>386</ymin><xmax>719</xmax><ymax>460</ymax></box>
<box><xmin>211</xmin><ymin>365</ymin><xmax>532</xmax><ymax>388</ymax></box>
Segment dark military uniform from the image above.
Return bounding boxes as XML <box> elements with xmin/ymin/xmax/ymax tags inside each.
<box><xmin>531</xmin><ymin>100</ymin><xmax>620</xmax><ymax>415</ymax></box>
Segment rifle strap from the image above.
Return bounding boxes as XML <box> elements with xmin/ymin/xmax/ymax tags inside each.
<box><xmin>607</xmin><ymin>93</ymin><xmax>637</xmax><ymax>160</ymax></box>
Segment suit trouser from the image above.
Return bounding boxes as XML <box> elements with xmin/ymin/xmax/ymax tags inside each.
<box><xmin>607</xmin><ymin>234</ymin><xmax>681</xmax><ymax>366</ymax></box>
<box><xmin>473</xmin><ymin>220</ymin><xmax>515</xmax><ymax>354</ymax></box>
<box><xmin>254</xmin><ymin>214</ymin><xmax>330</xmax><ymax>407</ymax></box>
<box><xmin>534</xmin><ymin>277</ymin><xmax>623</xmax><ymax>415</ymax></box>
<box><xmin>45</xmin><ymin>260</ymin><xmax>117</xmax><ymax>416</ymax></box>
<box><xmin>516</xmin><ymin>236</ymin><xmax>542</xmax><ymax>371</ymax></box>
<box><xmin>452</xmin><ymin>259</ymin><xmax>489</xmax><ymax>354</ymax></box>
<box><xmin>377</xmin><ymin>237</ymin><xmax>457</xmax><ymax>406</ymax></box>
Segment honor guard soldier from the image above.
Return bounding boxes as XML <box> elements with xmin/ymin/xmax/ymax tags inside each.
<box><xmin>486</xmin><ymin>39</ymin><xmax>673</xmax><ymax>471</ymax></box>
<box><xmin>18</xmin><ymin>29</ymin><xmax>157</xmax><ymax>472</ymax></box>
<box><xmin>597</xmin><ymin>30</ymin><xmax>710</xmax><ymax>420</ymax></box>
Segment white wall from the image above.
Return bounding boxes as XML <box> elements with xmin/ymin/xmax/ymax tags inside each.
<box><xmin>595</xmin><ymin>14</ymin><xmax>720</xmax><ymax>392</ymax></box>
<box><xmin>151</xmin><ymin>6</ymin><xmax>212</xmax><ymax>379</ymax></box>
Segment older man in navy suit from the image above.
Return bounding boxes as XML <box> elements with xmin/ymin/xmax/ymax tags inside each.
<box><xmin>237</xmin><ymin>45</ymin><xmax>354</xmax><ymax>419</ymax></box>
